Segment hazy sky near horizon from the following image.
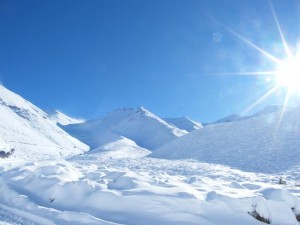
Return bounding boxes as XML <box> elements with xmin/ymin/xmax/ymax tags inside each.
<box><xmin>1</xmin><ymin>0</ymin><xmax>300</xmax><ymax>122</ymax></box>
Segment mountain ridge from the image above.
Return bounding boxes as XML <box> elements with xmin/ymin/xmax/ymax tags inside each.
<box><xmin>0</xmin><ymin>85</ymin><xmax>89</xmax><ymax>160</ymax></box>
<box><xmin>62</xmin><ymin>107</ymin><xmax>187</xmax><ymax>151</ymax></box>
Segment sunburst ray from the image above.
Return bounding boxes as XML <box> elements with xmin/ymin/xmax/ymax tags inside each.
<box><xmin>242</xmin><ymin>86</ymin><xmax>279</xmax><ymax>115</ymax></box>
<box><xmin>208</xmin><ymin>16</ymin><xmax>281</xmax><ymax>64</ymax></box>
<box><xmin>268</xmin><ymin>0</ymin><xmax>292</xmax><ymax>59</ymax></box>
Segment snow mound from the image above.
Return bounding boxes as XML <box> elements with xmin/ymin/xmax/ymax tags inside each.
<box><xmin>63</xmin><ymin>107</ymin><xmax>187</xmax><ymax>151</ymax></box>
<box><xmin>0</xmin><ymin>85</ymin><xmax>89</xmax><ymax>160</ymax></box>
<box><xmin>163</xmin><ymin>117</ymin><xmax>202</xmax><ymax>132</ymax></box>
<box><xmin>151</xmin><ymin>107</ymin><xmax>300</xmax><ymax>173</ymax></box>
<box><xmin>206</xmin><ymin>191</ymin><xmax>299</xmax><ymax>225</ymax></box>
<box><xmin>49</xmin><ymin>110</ymin><xmax>85</xmax><ymax>125</ymax></box>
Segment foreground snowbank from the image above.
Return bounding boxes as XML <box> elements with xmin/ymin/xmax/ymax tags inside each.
<box><xmin>1</xmin><ymin>158</ymin><xmax>300</xmax><ymax>225</ymax></box>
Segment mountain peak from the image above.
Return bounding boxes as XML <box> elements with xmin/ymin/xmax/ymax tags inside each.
<box><xmin>62</xmin><ymin>106</ymin><xmax>187</xmax><ymax>151</ymax></box>
<box><xmin>49</xmin><ymin>110</ymin><xmax>85</xmax><ymax>125</ymax></box>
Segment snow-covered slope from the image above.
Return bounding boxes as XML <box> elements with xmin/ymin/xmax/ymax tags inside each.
<box><xmin>163</xmin><ymin>117</ymin><xmax>202</xmax><ymax>132</ymax></box>
<box><xmin>49</xmin><ymin>110</ymin><xmax>85</xmax><ymax>125</ymax></box>
<box><xmin>213</xmin><ymin>114</ymin><xmax>242</xmax><ymax>124</ymax></box>
<box><xmin>63</xmin><ymin>107</ymin><xmax>187</xmax><ymax>151</ymax></box>
<box><xmin>151</xmin><ymin>107</ymin><xmax>300</xmax><ymax>173</ymax></box>
<box><xmin>0</xmin><ymin>138</ymin><xmax>11</xmax><ymax>153</ymax></box>
<box><xmin>0</xmin><ymin>85</ymin><xmax>89</xmax><ymax>160</ymax></box>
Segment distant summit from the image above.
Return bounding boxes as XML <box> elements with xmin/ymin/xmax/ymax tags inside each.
<box><xmin>252</xmin><ymin>105</ymin><xmax>283</xmax><ymax>116</ymax></box>
<box><xmin>213</xmin><ymin>114</ymin><xmax>242</xmax><ymax>124</ymax></box>
<box><xmin>163</xmin><ymin>117</ymin><xmax>202</xmax><ymax>132</ymax></box>
<box><xmin>49</xmin><ymin>110</ymin><xmax>85</xmax><ymax>125</ymax></box>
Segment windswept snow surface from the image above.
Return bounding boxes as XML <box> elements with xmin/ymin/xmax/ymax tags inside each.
<box><xmin>163</xmin><ymin>117</ymin><xmax>202</xmax><ymax>132</ymax></box>
<box><xmin>1</xmin><ymin>155</ymin><xmax>300</xmax><ymax>225</ymax></box>
<box><xmin>152</xmin><ymin>107</ymin><xmax>300</xmax><ymax>173</ymax></box>
<box><xmin>49</xmin><ymin>110</ymin><xmax>85</xmax><ymax>126</ymax></box>
<box><xmin>62</xmin><ymin>107</ymin><xmax>187</xmax><ymax>151</ymax></box>
<box><xmin>0</xmin><ymin>85</ymin><xmax>89</xmax><ymax>160</ymax></box>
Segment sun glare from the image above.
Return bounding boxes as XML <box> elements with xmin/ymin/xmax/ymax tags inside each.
<box><xmin>276</xmin><ymin>55</ymin><xmax>300</xmax><ymax>93</ymax></box>
<box><xmin>211</xmin><ymin>0</ymin><xmax>300</xmax><ymax>119</ymax></box>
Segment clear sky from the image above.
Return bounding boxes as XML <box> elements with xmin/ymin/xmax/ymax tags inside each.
<box><xmin>1</xmin><ymin>0</ymin><xmax>299</xmax><ymax>122</ymax></box>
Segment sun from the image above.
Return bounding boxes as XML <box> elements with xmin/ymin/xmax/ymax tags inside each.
<box><xmin>276</xmin><ymin>55</ymin><xmax>300</xmax><ymax>93</ymax></box>
<box><xmin>210</xmin><ymin>0</ymin><xmax>300</xmax><ymax>116</ymax></box>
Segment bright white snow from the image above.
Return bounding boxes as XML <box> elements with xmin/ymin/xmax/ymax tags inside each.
<box><xmin>152</xmin><ymin>107</ymin><xmax>300</xmax><ymax>173</ymax></box>
<box><xmin>0</xmin><ymin>85</ymin><xmax>89</xmax><ymax>160</ymax></box>
<box><xmin>49</xmin><ymin>110</ymin><xmax>85</xmax><ymax>126</ymax></box>
<box><xmin>62</xmin><ymin>107</ymin><xmax>187</xmax><ymax>151</ymax></box>
<box><xmin>1</xmin><ymin>85</ymin><xmax>300</xmax><ymax>225</ymax></box>
<box><xmin>163</xmin><ymin>117</ymin><xmax>202</xmax><ymax>132</ymax></box>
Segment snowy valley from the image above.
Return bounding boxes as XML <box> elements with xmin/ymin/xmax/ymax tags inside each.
<box><xmin>1</xmin><ymin>85</ymin><xmax>300</xmax><ymax>225</ymax></box>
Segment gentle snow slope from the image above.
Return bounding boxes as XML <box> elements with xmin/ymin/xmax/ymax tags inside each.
<box><xmin>152</xmin><ymin>107</ymin><xmax>300</xmax><ymax>173</ymax></box>
<box><xmin>163</xmin><ymin>117</ymin><xmax>202</xmax><ymax>132</ymax></box>
<box><xmin>49</xmin><ymin>110</ymin><xmax>85</xmax><ymax>125</ymax></box>
<box><xmin>63</xmin><ymin>107</ymin><xmax>187</xmax><ymax>151</ymax></box>
<box><xmin>0</xmin><ymin>85</ymin><xmax>89</xmax><ymax>159</ymax></box>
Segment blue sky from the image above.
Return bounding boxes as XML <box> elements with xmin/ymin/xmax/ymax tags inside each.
<box><xmin>1</xmin><ymin>0</ymin><xmax>299</xmax><ymax>122</ymax></box>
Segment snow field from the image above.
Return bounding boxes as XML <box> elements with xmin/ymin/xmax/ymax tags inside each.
<box><xmin>1</xmin><ymin>156</ymin><xmax>300</xmax><ymax>225</ymax></box>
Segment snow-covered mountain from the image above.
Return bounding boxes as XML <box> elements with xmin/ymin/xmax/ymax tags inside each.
<box><xmin>163</xmin><ymin>117</ymin><xmax>202</xmax><ymax>132</ymax></box>
<box><xmin>151</xmin><ymin>107</ymin><xmax>300</xmax><ymax>173</ymax></box>
<box><xmin>254</xmin><ymin>104</ymin><xmax>282</xmax><ymax>115</ymax></box>
<box><xmin>0</xmin><ymin>85</ymin><xmax>89</xmax><ymax>160</ymax></box>
<box><xmin>212</xmin><ymin>114</ymin><xmax>242</xmax><ymax>124</ymax></box>
<box><xmin>49</xmin><ymin>110</ymin><xmax>85</xmax><ymax>125</ymax></box>
<box><xmin>204</xmin><ymin>105</ymin><xmax>283</xmax><ymax>126</ymax></box>
<box><xmin>62</xmin><ymin>107</ymin><xmax>187</xmax><ymax>151</ymax></box>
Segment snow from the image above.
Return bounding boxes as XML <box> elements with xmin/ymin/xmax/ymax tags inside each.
<box><xmin>0</xmin><ymin>138</ymin><xmax>12</xmax><ymax>153</ymax></box>
<box><xmin>152</xmin><ymin>107</ymin><xmax>300</xmax><ymax>173</ymax></box>
<box><xmin>1</xmin><ymin>85</ymin><xmax>300</xmax><ymax>225</ymax></box>
<box><xmin>62</xmin><ymin>107</ymin><xmax>187</xmax><ymax>151</ymax></box>
<box><xmin>0</xmin><ymin>85</ymin><xmax>89</xmax><ymax>160</ymax></box>
<box><xmin>49</xmin><ymin>110</ymin><xmax>85</xmax><ymax>126</ymax></box>
<box><xmin>163</xmin><ymin>117</ymin><xmax>202</xmax><ymax>132</ymax></box>
<box><xmin>2</xmin><ymin>156</ymin><xmax>300</xmax><ymax>225</ymax></box>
